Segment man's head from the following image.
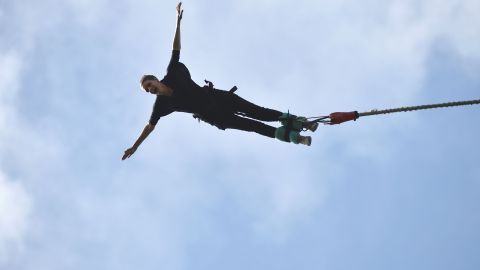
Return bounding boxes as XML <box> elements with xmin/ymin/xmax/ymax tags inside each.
<box><xmin>140</xmin><ymin>74</ymin><xmax>174</xmax><ymax>96</ymax></box>
<box><xmin>140</xmin><ymin>75</ymin><xmax>160</xmax><ymax>94</ymax></box>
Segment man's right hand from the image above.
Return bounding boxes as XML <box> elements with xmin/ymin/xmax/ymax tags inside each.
<box><xmin>122</xmin><ymin>147</ymin><xmax>137</xmax><ymax>160</ymax></box>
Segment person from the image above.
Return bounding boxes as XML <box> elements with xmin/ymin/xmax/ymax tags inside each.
<box><xmin>122</xmin><ymin>2</ymin><xmax>317</xmax><ymax>160</ymax></box>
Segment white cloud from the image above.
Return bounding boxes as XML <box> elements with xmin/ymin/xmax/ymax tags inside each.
<box><xmin>64</xmin><ymin>0</ymin><xmax>111</xmax><ymax>27</ymax></box>
<box><xmin>0</xmin><ymin>0</ymin><xmax>479</xmax><ymax>268</ymax></box>
<box><xmin>0</xmin><ymin>3</ymin><xmax>66</xmax><ymax>265</ymax></box>
<box><xmin>251</xmin><ymin>167</ymin><xmax>326</xmax><ymax>242</ymax></box>
<box><xmin>418</xmin><ymin>0</ymin><xmax>480</xmax><ymax>58</ymax></box>
<box><xmin>220</xmin><ymin>0</ymin><xmax>479</xmax><ymax>102</ymax></box>
<box><xmin>0</xmin><ymin>172</ymin><xmax>32</xmax><ymax>263</ymax></box>
<box><xmin>0</xmin><ymin>52</ymin><xmax>21</xmax><ymax>99</ymax></box>
<box><xmin>0</xmin><ymin>39</ymin><xmax>32</xmax><ymax>266</ymax></box>
<box><xmin>0</xmin><ymin>52</ymin><xmax>22</xmax><ymax>135</ymax></box>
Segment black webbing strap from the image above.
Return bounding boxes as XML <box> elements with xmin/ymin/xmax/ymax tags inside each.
<box><xmin>283</xmin><ymin>112</ymin><xmax>292</xmax><ymax>142</ymax></box>
<box><xmin>204</xmin><ymin>79</ymin><xmax>237</xmax><ymax>93</ymax></box>
<box><xmin>204</xmin><ymin>79</ymin><xmax>214</xmax><ymax>89</ymax></box>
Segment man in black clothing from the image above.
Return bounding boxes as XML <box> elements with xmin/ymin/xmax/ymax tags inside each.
<box><xmin>122</xmin><ymin>2</ymin><xmax>317</xmax><ymax>160</ymax></box>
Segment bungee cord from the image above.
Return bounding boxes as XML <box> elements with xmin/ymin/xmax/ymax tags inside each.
<box><xmin>307</xmin><ymin>98</ymin><xmax>480</xmax><ymax>125</ymax></box>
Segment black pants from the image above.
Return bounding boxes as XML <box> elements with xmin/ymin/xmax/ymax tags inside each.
<box><xmin>201</xmin><ymin>90</ymin><xmax>282</xmax><ymax>138</ymax></box>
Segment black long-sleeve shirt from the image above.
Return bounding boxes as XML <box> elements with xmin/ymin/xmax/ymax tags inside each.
<box><xmin>149</xmin><ymin>50</ymin><xmax>209</xmax><ymax>125</ymax></box>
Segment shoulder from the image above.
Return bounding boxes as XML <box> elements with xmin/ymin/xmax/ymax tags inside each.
<box><xmin>150</xmin><ymin>96</ymin><xmax>174</xmax><ymax>125</ymax></box>
<box><xmin>153</xmin><ymin>95</ymin><xmax>172</xmax><ymax>106</ymax></box>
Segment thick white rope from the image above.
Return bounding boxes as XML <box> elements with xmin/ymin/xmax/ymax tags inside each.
<box><xmin>358</xmin><ymin>99</ymin><xmax>480</xmax><ymax>117</ymax></box>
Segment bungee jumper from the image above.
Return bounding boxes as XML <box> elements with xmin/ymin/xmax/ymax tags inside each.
<box><xmin>122</xmin><ymin>2</ymin><xmax>317</xmax><ymax>160</ymax></box>
<box><xmin>122</xmin><ymin>2</ymin><xmax>480</xmax><ymax>160</ymax></box>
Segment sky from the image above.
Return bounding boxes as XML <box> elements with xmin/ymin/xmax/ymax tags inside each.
<box><xmin>0</xmin><ymin>0</ymin><xmax>479</xmax><ymax>269</ymax></box>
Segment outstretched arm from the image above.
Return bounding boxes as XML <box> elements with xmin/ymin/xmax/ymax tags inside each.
<box><xmin>173</xmin><ymin>2</ymin><xmax>183</xmax><ymax>51</ymax></box>
<box><xmin>122</xmin><ymin>123</ymin><xmax>155</xmax><ymax>160</ymax></box>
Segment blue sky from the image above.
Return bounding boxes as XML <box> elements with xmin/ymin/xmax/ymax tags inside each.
<box><xmin>1</xmin><ymin>0</ymin><xmax>479</xmax><ymax>269</ymax></box>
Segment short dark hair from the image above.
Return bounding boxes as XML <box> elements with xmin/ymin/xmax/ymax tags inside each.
<box><xmin>140</xmin><ymin>74</ymin><xmax>158</xmax><ymax>85</ymax></box>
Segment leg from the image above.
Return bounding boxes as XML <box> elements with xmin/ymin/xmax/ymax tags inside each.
<box><xmin>221</xmin><ymin>114</ymin><xmax>276</xmax><ymax>138</ymax></box>
<box><xmin>214</xmin><ymin>90</ymin><xmax>282</xmax><ymax>121</ymax></box>
<box><xmin>218</xmin><ymin>91</ymin><xmax>316</xmax><ymax>132</ymax></box>
<box><xmin>220</xmin><ymin>115</ymin><xmax>311</xmax><ymax>145</ymax></box>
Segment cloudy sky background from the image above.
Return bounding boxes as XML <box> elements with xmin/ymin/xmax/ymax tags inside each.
<box><xmin>1</xmin><ymin>0</ymin><xmax>479</xmax><ymax>269</ymax></box>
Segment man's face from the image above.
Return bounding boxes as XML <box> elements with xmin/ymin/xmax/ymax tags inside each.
<box><xmin>141</xmin><ymin>79</ymin><xmax>159</xmax><ymax>95</ymax></box>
